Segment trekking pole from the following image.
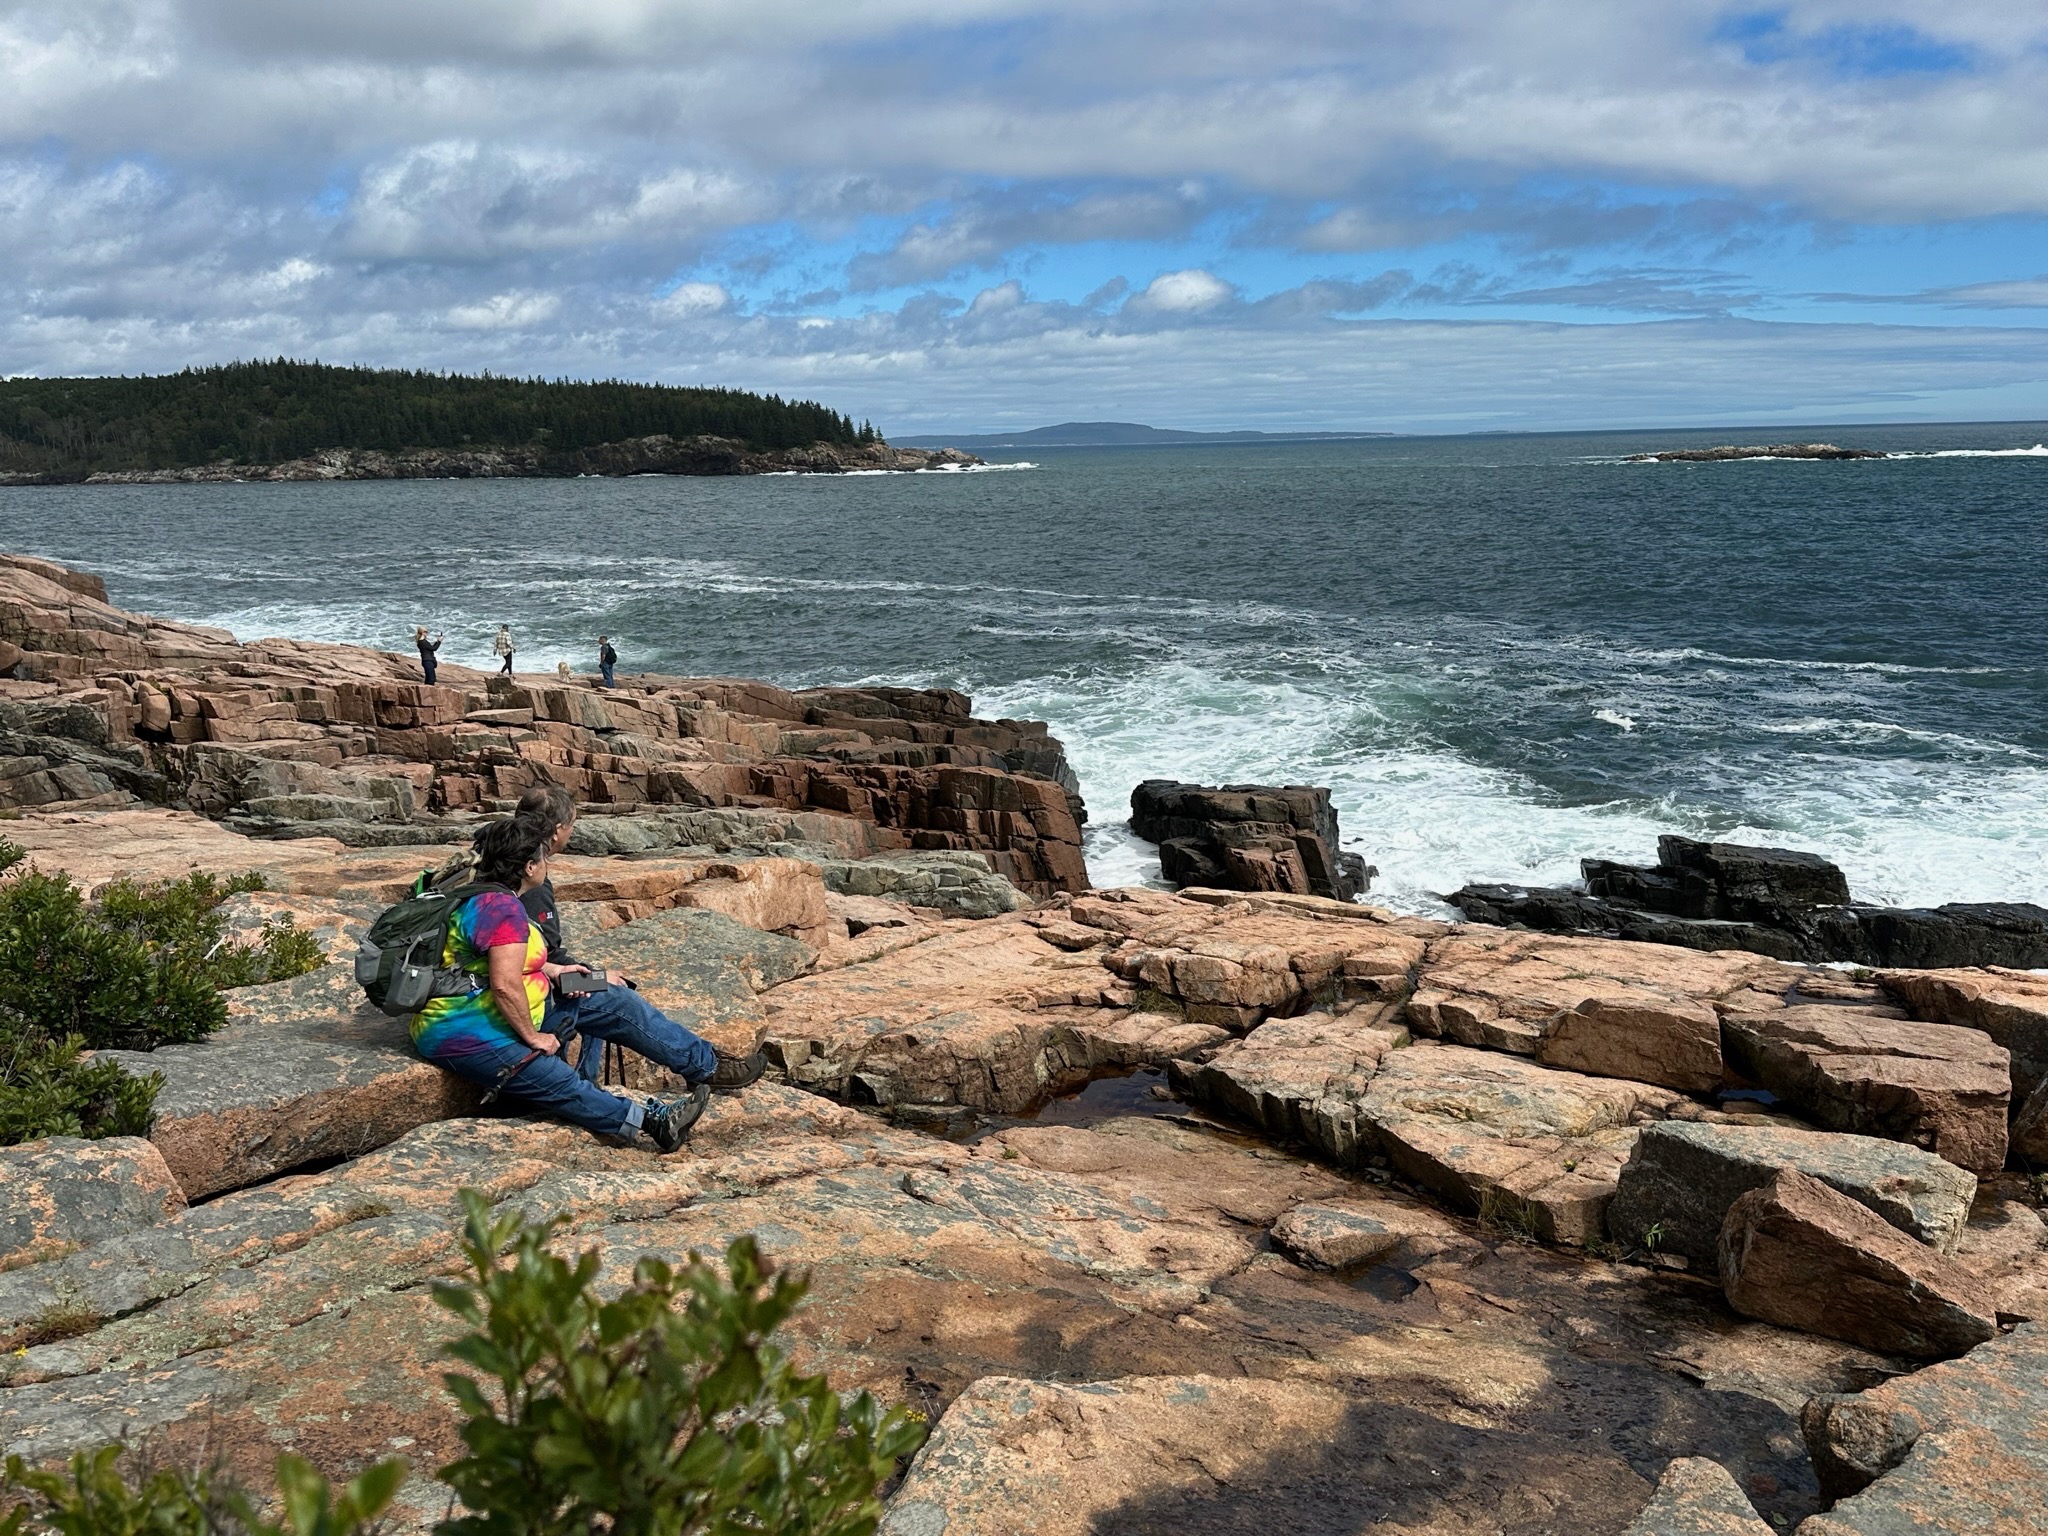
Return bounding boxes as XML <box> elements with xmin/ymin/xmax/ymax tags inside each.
<box><xmin>481</xmin><ymin>1018</ymin><xmax>577</xmax><ymax>1106</ymax></box>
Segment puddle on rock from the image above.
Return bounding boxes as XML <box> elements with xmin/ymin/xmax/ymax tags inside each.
<box><xmin>888</xmin><ymin>1066</ymin><xmax>1188</xmax><ymax>1143</ymax></box>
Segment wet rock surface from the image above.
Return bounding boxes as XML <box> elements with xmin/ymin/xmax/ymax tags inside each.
<box><xmin>1451</xmin><ymin>836</ymin><xmax>2048</xmax><ymax>969</ymax></box>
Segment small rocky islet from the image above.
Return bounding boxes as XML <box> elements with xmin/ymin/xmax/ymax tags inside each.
<box><xmin>3</xmin><ymin>551</ymin><xmax>2046</xmax><ymax>1534</ymax></box>
<box><xmin>1626</xmin><ymin>443</ymin><xmax>1889</xmax><ymax>462</ymax></box>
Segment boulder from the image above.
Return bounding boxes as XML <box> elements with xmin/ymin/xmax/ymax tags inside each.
<box><xmin>814</xmin><ymin>849</ymin><xmax>1027</xmax><ymax>919</ymax></box>
<box><xmin>1267</xmin><ymin>1202</ymin><xmax>1406</xmax><ymax>1269</ymax></box>
<box><xmin>0</xmin><ymin>1138</ymin><xmax>187</xmax><ymax>1271</ymax></box>
<box><xmin>1128</xmin><ymin>779</ymin><xmax>1371</xmax><ymax>902</ymax></box>
<box><xmin>1607</xmin><ymin>1122</ymin><xmax>1976</xmax><ymax>1265</ymax></box>
<box><xmin>1800</xmin><ymin>1323</ymin><xmax>2048</xmax><ymax>1531</ymax></box>
<box><xmin>1540</xmin><ymin>994</ymin><xmax>1725</xmax><ymax>1093</ymax></box>
<box><xmin>1172</xmin><ymin>1008</ymin><xmax>1407</xmax><ymax>1151</ymax></box>
<box><xmin>1622</xmin><ymin>1458</ymin><xmax>1774</xmax><ymax>1535</ymax></box>
<box><xmin>1721</xmin><ymin>1006</ymin><xmax>2009</xmax><ymax>1173</ymax></box>
<box><xmin>1718</xmin><ymin>1169</ymin><xmax>1996</xmax><ymax>1359</ymax></box>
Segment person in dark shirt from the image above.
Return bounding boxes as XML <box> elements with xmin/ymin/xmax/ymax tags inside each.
<box><xmin>598</xmin><ymin>635</ymin><xmax>618</xmax><ymax>689</ymax></box>
<box><xmin>512</xmin><ymin>782</ymin><xmax>765</xmax><ymax>1092</ymax></box>
<box><xmin>414</xmin><ymin>626</ymin><xmax>444</xmax><ymax>684</ymax></box>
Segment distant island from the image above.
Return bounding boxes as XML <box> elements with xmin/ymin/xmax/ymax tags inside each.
<box><xmin>0</xmin><ymin>360</ymin><xmax>974</xmax><ymax>484</ymax></box>
<box><xmin>892</xmin><ymin>420</ymin><xmax>1393</xmax><ymax>449</ymax></box>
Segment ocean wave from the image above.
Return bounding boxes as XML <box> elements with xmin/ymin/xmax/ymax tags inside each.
<box><xmin>1887</xmin><ymin>445</ymin><xmax>2048</xmax><ymax>459</ymax></box>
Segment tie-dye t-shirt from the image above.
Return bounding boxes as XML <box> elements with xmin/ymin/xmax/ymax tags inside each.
<box><xmin>409</xmin><ymin>890</ymin><xmax>547</xmax><ymax>1060</ymax></box>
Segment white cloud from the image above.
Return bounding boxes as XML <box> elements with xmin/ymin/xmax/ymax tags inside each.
<box><xmin>1131</xmin><ymin>268</ymin><xmax>1232</xmax><ymax>312</ymax></box>
<box><xmin>444</xmin><ymin>290</ymin><xmax>560</xmax><ymax>328</ymax></box>
<box><xmin>656</xmin><ymin>280</ymin><xmax>729</xmax><ymax>316</ymax></box>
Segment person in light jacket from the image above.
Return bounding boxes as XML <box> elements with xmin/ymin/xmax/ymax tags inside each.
<box><xmin>493</xmin><ymin>625</ymin><xmax>515</xmax><ymax>675</ymax></box>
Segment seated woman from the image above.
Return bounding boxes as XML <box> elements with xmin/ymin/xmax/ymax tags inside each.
<box><xmin>410</xmin><ymin>816</ymin><xmax>715</xmax><ymax>1151</ymax></box>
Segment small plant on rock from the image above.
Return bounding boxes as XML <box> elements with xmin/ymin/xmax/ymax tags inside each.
<box><xmin>430</xmin><ymin>1191</ymin><xmax>926</xmax><ymax>1536</ymax></box>
<box><xmin>0</xmin><ymin>1443</ymin><xmax>404</xmax><ymax>1536</ymax></box>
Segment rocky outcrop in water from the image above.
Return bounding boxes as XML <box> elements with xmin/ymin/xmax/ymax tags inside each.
<box><xmin>0</xmin><ymin>436</ymin><xmax>982</xmax><ymax>485</ymax></box>
<box><xmin>1627</xmin><ymin>443</ymin><xmax>1888</xmax><ymax>462</ymax></box>
<box><xmin>1450</xmin><ymin>834</ymin><xmax>2048</xmax><ymax>970</ymax></box>
<box><xmin>1129</xmin><ymin>779</ymin><xmax>1372</xmax><ymax>901</ymax></box>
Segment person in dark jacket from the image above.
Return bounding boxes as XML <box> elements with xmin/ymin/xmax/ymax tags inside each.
<box><xmin>598</xmin><ymin>635</ymin><xmax>618</xmax><ymax>689</ymax></box>
<box><xmin>414</xmin><ymin>626</ymin><xmax>444</xmax><ymax>684</ymax></box>
<box><xmin>511</xmin><ymin>783</ymin><xmax>766</xmax><ymax>1092</ymax></box>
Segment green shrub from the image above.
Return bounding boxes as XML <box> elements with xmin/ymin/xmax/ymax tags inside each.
<box><xmin>0</xmin><ymin>863</ymin><xmax>328</xmax><ymax>1147</ymax></box>
<box><xmin>431</xmin><ymin>1192</ymin><xmax>926</xmax><ymax>1536</ymax></box>
<box><xmin>0</xmin><ymin>1031</ymin><xmax>160</xmax><ymax>1145</ymax></box>
<box><xmin>1</xmin><ymin>1443</ymin><xmax>403</xmax><ymax>1536</ymax></box>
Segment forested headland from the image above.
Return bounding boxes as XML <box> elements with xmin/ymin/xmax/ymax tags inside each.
<box><xmin>0</xmin><ymin>360</ymin><xmax>876</xmax><ymax>478</ymax></box>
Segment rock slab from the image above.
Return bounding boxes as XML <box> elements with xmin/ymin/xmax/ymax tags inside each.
<box><xmin>0</xmin><ymin>1138</ymin><xmax>187</xmax><ymax>1271</ymax></box>
<box><xmin>1622</xmin><ymin>1457</ymin><xmax>1775</xmax><ymax>1535</ymax></box>
<box><xmin>1722</xmin><ymin>1006</ymin><xmax>2009</xmax><ymax>1173</ymax></box>
<box><xmin>1800</xmin><ymin>1323</ymin><xmax>2048</xmax><ymax>1533</ymax></box>
<box><xmin>1128</xmin><ymin>779</ymin><xmax>1370</xmax><ymax>902</ymax></box>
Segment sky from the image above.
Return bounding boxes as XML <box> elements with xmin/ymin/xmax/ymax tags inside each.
<box><xmin>4</xmin><ymin>1</ymin><xmax>2048</xmax><ymax>433</ymax></box>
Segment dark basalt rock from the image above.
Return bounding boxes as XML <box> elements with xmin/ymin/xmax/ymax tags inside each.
<box><xmin>1129</xmin><ymin>779</ymin><xmax>1372</xmax><ymax>903</ymax></box>
<box><xmin>1626</xmin><ymin>442</ymin><xmax>1888</xmax><ymax>462</ymax></box>
<box><xmin>1450</xmin><ymin>835</ymin><xmax>2048</xmax><ymax>969</ymax></box>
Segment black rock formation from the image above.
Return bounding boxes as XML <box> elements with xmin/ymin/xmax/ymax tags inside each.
<box><xmin>1129</xmin><ymin>780</ymin><xmax>1372</xmax><ymax>902</ymax></box>
<box><xmin>1450</xmin><ymin>835</ymin><xmax>2048</xmax><ymax>969</ymax></box>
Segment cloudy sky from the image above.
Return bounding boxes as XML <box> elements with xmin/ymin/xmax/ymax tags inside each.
<box><xmin>5</xmin><ymin>0</ymin><xmax>2048</xmax><ymax>432</ymax></box>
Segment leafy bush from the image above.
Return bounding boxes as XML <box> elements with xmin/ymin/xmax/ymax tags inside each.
<box><xmin>0</xmin><ymin>1033</ymin><xmax>160</xmax><ymax>1145</ymax></box>
<box><xmin>1</xmin><ymin>1443</ymin><xmax>403</xmax><ymax>1536</ymax></box>
<box><xmin>0</xmin><ymin>862</ymin><xmax>328</xmax><ymax>1146</ymax></box>
<box><xmin>431</xmin><ymin>1192</ymin><xmax>926</xmax><ymax>1536</ymax></box>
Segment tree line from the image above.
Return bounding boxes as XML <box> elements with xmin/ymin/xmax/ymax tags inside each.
<box><xmin>0</xmin><ymin>359</ymin><xmax>880</xmax><ymax>474</ymax></box>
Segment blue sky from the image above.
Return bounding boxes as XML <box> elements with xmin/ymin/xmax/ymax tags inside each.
<box><xmin>3</xmin><ymin>0</ymin><xmax>2047</xmax><ymax>433</ymax></box>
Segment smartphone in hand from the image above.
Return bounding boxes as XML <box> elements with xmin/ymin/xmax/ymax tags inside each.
<box><xmin>554</xmin><ymin>969</ymin><xmax>610</xmax><ymax>997</ymax></box>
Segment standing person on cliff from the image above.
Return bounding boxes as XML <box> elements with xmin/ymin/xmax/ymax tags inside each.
<box><xmin>414</xmin><ymin>625</ymin><xmax>444</xmax><ymax>685</ymax></box>
<box><xmin>493</xmin><ymin>624</ymin><xmax>515</xmax><ymax>676</ymax></box>
<box><xmin>598</xmin><ymin>634</ymin><xmax>618</xmax><ymax>689</ymax></box>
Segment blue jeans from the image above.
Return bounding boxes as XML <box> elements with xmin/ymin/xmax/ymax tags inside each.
<box><xmin>433</xmin><ymin>986</ymin><xmax>716</xmax><ymax>1138</ymax></box>
<box><xmin>600</xmin><ymin>662</ymin><xmax>615</xmax><ymax>688</ymax></box>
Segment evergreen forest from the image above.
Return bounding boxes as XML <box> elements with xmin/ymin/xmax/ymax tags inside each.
<box><xmin>0</xmin><ymin>360</ymin><xmax>869</xmax><ymax>476</ymax></box>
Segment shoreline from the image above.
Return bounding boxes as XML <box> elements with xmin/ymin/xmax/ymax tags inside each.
<box><xmin>0</xmin><ymin>432</ymin><xmax>980</xmax><ymax>486</ymax></box>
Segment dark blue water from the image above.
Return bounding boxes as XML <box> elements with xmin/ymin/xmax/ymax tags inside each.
<box><xmin>6</xmin><ymin>422</ymin><xmax>2045</xmax><ymax>912</ymax></box>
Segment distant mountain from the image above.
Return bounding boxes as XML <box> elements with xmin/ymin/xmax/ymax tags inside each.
<box><xmin>891</xmin><ymin>420</ymin><xmax>1393</xmax><ymax>449</ymax></box>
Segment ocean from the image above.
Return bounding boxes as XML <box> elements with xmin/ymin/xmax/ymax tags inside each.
<box><xmin>7</xmin><ymin>422</ymin><xmax>2046</xmax><ymax>915</ymax></box>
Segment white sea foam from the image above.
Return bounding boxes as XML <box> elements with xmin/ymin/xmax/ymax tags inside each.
<box><xmin>1888</xmin><ymin>444</ymin><xmax>2048</xmax><ymax>459</ymax></box>
<box><xmin>1593</xmin><ymin>709</ymin><xmax>1636</xmax><ymax>731</ymax></box>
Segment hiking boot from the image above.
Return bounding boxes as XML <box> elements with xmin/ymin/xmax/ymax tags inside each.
<box><xmin>642</xmin><ymin>1084</ymin><xmax>711</xmax><ymax>1153</ymax></box>
<box><xmin>709</xmin><ymin>1048</ymin><xmax>768</xmax><ymax>1092</ymax></box>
